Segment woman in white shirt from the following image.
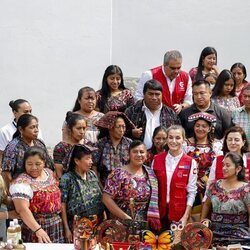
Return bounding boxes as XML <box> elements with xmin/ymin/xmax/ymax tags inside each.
<box><xmin>0</xmin><ymin>99</ymin><xmax>32</xmax><ymax>152</ymax></box>
<box><xmin>0</xmin><ymin>99</ymin><xmax>42</xmax><ymax>164</ymax></box>
<box><xmin>208</xmin><ymin>126</ymin><xmax>249</xmax><ymax>184</ymax></box>
<box><xmin>152</xmin><ymin>125</ymin><xmax>198</xmax><ymax>229</ymax></box>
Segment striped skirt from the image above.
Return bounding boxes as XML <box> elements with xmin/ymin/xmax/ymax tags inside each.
<box><xmin>22</xmin><ymin>213</ymin><xmax>64</xmax><ymax>243</ymax></box>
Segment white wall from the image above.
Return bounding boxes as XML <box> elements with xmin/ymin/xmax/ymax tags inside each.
<box><xmin>0</xmin><ymin>0</ymin><xmax>250</xmax><ymax>146</ymax></box>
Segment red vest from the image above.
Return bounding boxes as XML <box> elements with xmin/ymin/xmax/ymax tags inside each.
<box><xmin>153</xmin><ymin>152</ymin><xmax>192</xmax><ymax>222</ymax></box>
<box><xmin>215</xmin><ymin>155</ymin><xmax>250</xmax><ymax>181</ymax></box>
<box><xmin>151</xmin><ymin>66</ymin><xmax>189</xmax><ymax>110</ymax></box>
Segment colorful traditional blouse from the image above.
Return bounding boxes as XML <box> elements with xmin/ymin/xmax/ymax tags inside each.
<box><xmin>145</xmin><ymin>149</ymin><xmax>155</xmax><ymax>167</ymax></box>
<box><xmin>60</xmin><ymin>170</ymin><xmax>104</xmax><ymax>230</ymax></box>
<box><xmin>236</xmin><ymin>84</ymin><xmax>245</xmax><ymax>97</ymax></box>
<box><xmin>145</xmin><ymin>149</ymin><xmax>166</xmax><ymax>167</ymax></box>
<box><xmin>189</xmin><ymin>67</ymin><xmax>198</xmax><ymax>83</ymax></box>
<box><xmin>82</xmin><ymin>111</ymin><xmax>104</xmax><ymax>143</ymax></box>
<box><xmin>96</xmin><ymin>89</ymin><xmax>135</xmax><ymax>113</ymax></box>
<box><xmin>206</xmin><ymin>180</ymin><xmax>250</xmax><ymax>245</ymax></box>
<box><xmin>104</xmin><ymin>168</ymin><xmax>151</xmax><ymax>221</ymax></box>
<box><xmin>2</xmin><ymin>137</ymin><xmax>54</xmax><ymax>178</ymax></box>
<box><xmin>212</xmin><ymin>96</ymin><xmax>240</xmax><ymax>112</ymax></box>
<box><xmin>10</xmin><ymin>168</ymin><xmax>61</xmax><ymax>213</ymax></box>
<box><xmin>53</xmin><ymin>141</ymin><xmax>72</xmax><ymax>165</ymax></box>
<box><xmin>93</xmin><ymin>136</ymin><xmax>132</xmax><ymax>184</ymax></box>
<box><xmin>9</xmin><ymin>168</ymin><xmax>64</xmax><ymax>243</ymax></box>
<box><xmin>183</xmin><ymin>141</ymin><xmax>222</xmax><ymax>193</ymax></box>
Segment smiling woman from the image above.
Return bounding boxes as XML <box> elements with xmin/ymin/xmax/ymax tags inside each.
<box><xmin>9</xmin><ymin>146</ymin><xmax>64</xmax><ymax>243</ymax></box>
<box><xmin>201</xmin><ymin>152</ymin><xmax>250</xmax><ymax>246</ymax></box>
<box><xmin>208</xmin><ymin>126</ymin><xmax>250</xmax><ymax>183</ymax></box>
<box><xmin>152</xmin><ymin>125</ymin><xmax>198</xmax><ymax>229</ymax></box>
<box><xmin>102</xmin><ymin>140</ymin><xmax>161</xmax><ymax>231</ymax></box>
<box><xmin>189</xmin><ymin>47</ymin><xmax>219</xmax><ymax>83</ymax></box>
<box><xmin>183</xmin><ymin>112</ymin><xmax>222</xmax><ymax>220</ymax></box>
<box><xmin>96</xmin><ymin>65</ymin><xmax>135</xmax><ymax>113</ymax></box>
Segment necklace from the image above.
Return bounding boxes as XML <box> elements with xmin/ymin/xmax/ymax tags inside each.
<box><xmin>134</xmin><ymin>172</ymin><xmax>146</xmax><ymax>178</ymax></box>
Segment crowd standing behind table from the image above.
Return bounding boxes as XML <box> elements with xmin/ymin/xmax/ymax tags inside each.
<box><xmin>0</xmin><ymin>46</ymin><xmax>249</xmax><ymax>248</ymax></box>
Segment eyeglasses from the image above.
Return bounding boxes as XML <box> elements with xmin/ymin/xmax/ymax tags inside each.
<box><xmin>167</xmin><ymin>66</ymin><xmax>181</xmax><ymax>71</ymax></box>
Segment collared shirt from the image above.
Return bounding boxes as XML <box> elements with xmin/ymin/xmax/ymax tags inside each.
<box><xmin>232</xmin><ymin>106</ymin><xmax>250</xmax><ymax>145</ymax></box>
<box><xmin>0</xmin><ymin>122</ymin><xmax>16</xmax><ymax>151</ymax></box>
<box><xmin>142</xmin><ymin>102</ymin><xmax>162</xmax><ymax>149</ymax></box>
<box><xmin>135</xmin><ymin>66</ymin><xmax>193</xmax><ymax>105</ymax></box>
<box><xmin>0</xmin><ymin>121</ymin><xmax>43</xmax><ymax>151</ymax></box>
<box><xmin>125</xmin><ymin>100</ymin><xmax>181</xmax><ymax>142</ymax></box>
<box><xmin>165</xmin><ymin>152</ymin><xmax>197</xmax><ymax>206</ymax></box>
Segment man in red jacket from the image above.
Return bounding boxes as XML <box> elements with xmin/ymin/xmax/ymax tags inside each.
<box><xmin>135</xmin><ymin>50</ymin><xmax>193</xmax><ymax>114</ymax></box>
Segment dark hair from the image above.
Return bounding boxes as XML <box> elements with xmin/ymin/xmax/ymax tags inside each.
<box><xmin>193</xmin><ymin>118</ymin><xmax>215</xmax><ymax>146</ymax></box>
<box><xmin>99</xmin><ymin>65</ymin><xmax>126</xmax><ymax>112</ymax></box>
<box><xmin>150</xmin><ymin>126</ymin><xmax>168</xmax><ymax>155</ymax></box>
<box><xmin>9</xmin><ymin>99</ymin><xmax>29</xmax><ymax>112</ymax></box>
<box><xmin>23</xmin><ymin>146</ymin><xmax>46</xmax><ymax>172</ymax></box>
<box><xmin>196</xmin><ymin>47</ymin><xmax>217</xmax><ymax>82</ymax></box>
<box><xmin>143</xmin><ymin>79</ymin><xmax>163</xmax><ymax>94</ymax></box>
<box><xmin>128</xmin><ymin>140</ymin><xmax>146</xmax><ymax>153</ymax></box>
<box><xmin>224</xmin><ymin>152</ymin><xmax>246</xmax><ymax>181</ymax></box>
<box><xmin>68</xmin><ymin>145</ymin><xmax>92</xmax><ymax>172</ymax></box>
<box><xmin>65</xmin><ymin>111</ymin><xmax>85</xmax><ymax>130</ymax></box>
<box><xmin>204</xmin><ymin>72</ymin><xmax>217</xmax><ymax>83</ymax></box>
<box><xmin>72</xmin><ymin>87</ymin><xmax>96</xmax><ymax>112</ymax></box>
<box><xmin>222</xmin><ymin>126</ymin><xmax>248</xmax><ymax>155</ymax></box>
<box><xmin>13</xmin><ymin>114</ymin><xmax>38</xmax><ymax>139</ymax></box>
<box><xmin>212</xmin><ymin>69</ymin><xmax>236</xmax><ymax>98</ymax></box>
<box><xmin>192</xmin><ymin>79</ymin><xmax>211</xmax><ymax>89</ymax></box>
<box><xmin>230</xmin><ymin>63</ymin><xmax>247</xmax><ymax>83</ymax></box>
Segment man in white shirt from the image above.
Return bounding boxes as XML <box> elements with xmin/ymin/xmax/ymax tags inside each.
<box><xmin>125</xmin><ymin>80</ymin><xmax>180</xmax><ymax>149</ymax></box>
<box><xmin>135</xmin><ymin>50</ymin><xmax>193</xmax><ymax>114</ymax></box>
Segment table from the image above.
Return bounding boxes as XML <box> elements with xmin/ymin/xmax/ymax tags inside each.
<box><xmin>25</xmin><ymin>243</ymin><xmax>74</xmax><ymax>250</ymax></box>
<box><xmin>24</xmin><ymin>243</ymin><xmax>103</xmax><ymax>250</ymax></box>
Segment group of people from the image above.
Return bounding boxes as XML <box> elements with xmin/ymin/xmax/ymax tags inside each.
<box><xmin>0</xmin><ymin>47</ymin><xmax>249</xmax><ymax>247</ymax></box>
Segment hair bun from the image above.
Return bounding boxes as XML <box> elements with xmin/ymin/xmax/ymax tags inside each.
<box><xmin>65</xmin><ymin>111</ymin><xmax>74</xmax><ymax>122</ymax></box>
<box><xmin>9</xmin><ymin>100</ymin><xmax>15</xmax><ymax>108</ymax></box>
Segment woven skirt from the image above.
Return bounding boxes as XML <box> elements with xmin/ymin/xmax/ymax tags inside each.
<box><xmin>22</xmin><ymin>213</ymin><xmax>64</xmax><ymax>243</ymax></box>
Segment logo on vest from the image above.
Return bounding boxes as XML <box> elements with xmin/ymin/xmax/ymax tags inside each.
<box><xmin>179</xmin><ymin>81</ymin><xmax>185</xmax><ymax>91</ymax></box>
